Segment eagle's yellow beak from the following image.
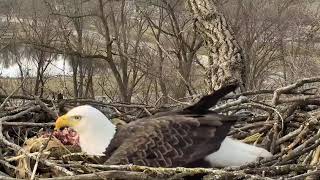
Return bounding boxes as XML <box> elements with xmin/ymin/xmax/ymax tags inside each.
<box><xmin>54</xmin><ymin>115</ymin><xmax>78</xmax><ymax>130</ymax></box>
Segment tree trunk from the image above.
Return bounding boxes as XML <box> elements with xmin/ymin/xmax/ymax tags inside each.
<box><xmin>71</xmin><ymin>57</ymin><xmax>79</xmax><ymax>99</ymax></box>
<box><xmin>34</xmin><ymin>52</ymin><xmax>45</xmax><ymax>96</ymax></box>
<box><xmin>187</xmin><ymin>0</ymin><xmax>245</xmax><ymax>91</ymax></box>
<box><xmin>78</xmin><ymin>61</ymin><xmax>84</xmax><ymax>98</ymax></box>
<box><xmin>85</xmin><ymin>63</ymin><xmax>95</xmax><ymax>98</ymax></box>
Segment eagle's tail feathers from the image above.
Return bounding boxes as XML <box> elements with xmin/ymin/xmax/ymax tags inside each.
<box><xmin>184</xmin><ymin>84</ymin><xmax>238</xmax><ymax>113</ymax></box>
<box><xmin>204</xmin><ymin>137</ymin><xmax>272</xmax><ymax>167</ymax></box>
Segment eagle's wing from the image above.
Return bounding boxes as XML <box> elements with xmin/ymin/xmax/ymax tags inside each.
<box><xmin>104</xmin><ymin>113</ymin><xmax>237</xmax><ymax>167</ymax></box>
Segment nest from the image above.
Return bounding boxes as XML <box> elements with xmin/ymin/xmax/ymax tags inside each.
<box><xmin>16</xmin><ymin>136</ymin><xmax>77</xmax><ymax>178</ymax></box>
<box><xmin>1</xmin><ymin>77</ymin><xmax>320</xmax><ymax>180</ymax></box>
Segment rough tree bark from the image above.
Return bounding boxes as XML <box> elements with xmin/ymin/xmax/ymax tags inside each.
<box><xmin>187</xmin><ymin>0</ymin><xmax>246</xmax><ymax>91</ymax></box>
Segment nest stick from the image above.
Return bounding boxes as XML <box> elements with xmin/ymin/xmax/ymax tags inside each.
<box><xmin>0</xmin><ymin>122</ymin><xmax>74</xmax><ymax>176</ymax></box>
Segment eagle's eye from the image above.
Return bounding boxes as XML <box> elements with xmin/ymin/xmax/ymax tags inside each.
<box><xmin>73</xmin><ymin>115</ymin><xmax>81</xmax><ymax>120</ymax></box>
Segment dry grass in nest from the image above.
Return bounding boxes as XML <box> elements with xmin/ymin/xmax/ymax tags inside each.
<box><xmin>15</xmin><ymin>137</ymin><xmax>80</xmax><ymax>178</ymax></box>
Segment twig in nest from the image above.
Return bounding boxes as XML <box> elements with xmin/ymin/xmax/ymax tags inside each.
<box><xmin>270</xmin><ymin>122</ymin><xmax>280</xmax><ymax>154</ymax></box>
<box><xmin>1</xmin><ymin>122</ymin><xmax>54</xmax><ymax>127</ymax></box>
<box><xmin>287</xmin><ymin>169</ymin><xmax>320</xmax><ymax>180</ymax></box>
<box><xmin>0</xmin><ymin>175</ymin><xmax>21</xmax><ymax>180</ymax></box>
<box><xmin>5</xmin><ymin>152</ymin><xmax>50</xmax><ymax>162</ymax></box>
<box><xmin>30</xmin><ymin>97</ymin><xmax>59</xmax><ymax>179</ymax></box>
<box><xmin>39</xmin><ymin>170</ymin><xmax>151</xmax><ymax>180</ymax></box>
<box><xmin>34</xmin><ymin>96</ymin><xmax>58</xmax><ymax>119</ymax></box>
<box><xmin>272</xmin><ymin>76</ymin><xmax>320</xmax><ymax>106</ymax></box>
<box><xmin>310</xmin><ymin>145</ymin><xmax>320</xmax><ymax>165</ymax></box>
<box><xmin>252</xmin><ymin>102</ymin><xmax>284</xmax><ymax>130</ymax></box>
<box><xmin>111</xmin><ymin>106</ymin><xmax>122</xmax><ymax>115</ymax></box>
<box><xmin>30</xmin><ymin>131</ymin><xmax>54</xmax><ymax>180</ymax></box>
<box><xmin>224</xmin><ymin>88</ymin><xmax>315</xmax><ymax>100</ymax></box>
<box><xmin>302</xmin><ymin>150</ymin><xmax>314</xmax><ymax>165</ymax></box>
<box><xmin>143</xmin><ymin>107</ymin><xmax>152</xmax><ymax>116</ymax></box>
<box><xmin>281</xmin><ymin>129</ymin><xmax>320</xmax><ymax>163</ymax></box>
<box><xmin>167</xmin><ymin>96</ymin><xmax>191</xmax><ymax>106</ymax></box>
<box><xmin>285</xmin><ymin>124</ymin><xmax>310</xmax><ymax>151</ymax></box>
<box><xmin>0</xmin><ymin>121</ymin><xmax>74</xmax><ymax>176</ymax></box>
<box><xmin>276</xmin><ymin>125</ymin><xmax>303</xmax><ymax>145</ymax></box>
<box><xmin>278</xmin><ymin>95</ymin><xmax>320</xmax><ymax>104</ymax></box>
<box><xmin>229</xmin><ymin>121</ymin><xmax>275</xmax><ymax>135</ymax></box>
<box><xmin>0</xmin><ymin>104</ymin><xmax>35</xmax><ymax>117</ymax></box>
<box><xmin>0</xmin><ymin>159</ymin><xmax>22</xmax><ymax>176</ymax></box>
<box><xmin>37</xmin><ymin>164</ymin><xmax>272</xmax><ymax>180</ymax></box>
<box><xmin>228</xmin><ymin>153</ymin><xmax>283</xmax><ymax>170</ymax></box>
<box><xmin>61</xmin><ymin>98</ymin><xmax>154</xmax><ymax>109</ymax></box>
<box><xmin>212</xmin><ymin>96</ymin><xmax>248</xmax><ymax>112</ymax></box>
<box><xmin>234</xmin><ymin>101</ymin><xmax>284</xmax><ymax>132</ymax></box>
<box><xmin>0</xmin><ymin>106</ymin><xmax>41</xmax><ymax>122</ymax></box>
<box><xmin>241</xmin><ymin>164</ymin><xmax>316</xmax><ymax>177</ymax></box>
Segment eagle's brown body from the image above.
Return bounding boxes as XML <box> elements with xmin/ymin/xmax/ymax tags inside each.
<box><xmin>104</xmin><ymin>85</ymin><xmax>238</xmax><ymax>167</ymax></box>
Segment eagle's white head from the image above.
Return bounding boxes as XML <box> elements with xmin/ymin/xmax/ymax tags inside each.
<box><xmin>54</xmin><ymin>105</ymin><xmax>116</xmax><ymax>155</ymax></box>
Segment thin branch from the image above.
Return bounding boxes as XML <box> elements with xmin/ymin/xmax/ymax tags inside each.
<box><xmin>1</xmin><ymin>122</ymin><xmax>54</xmax><ymax>127</ymax></box>
<box><xmin>0</xmin><ymin>117</ymin><xmax>74</xmax><ymax>176</ymax></box>
<box><xmin>272</xmin><ymin>77</ymin><xmax>320</xmax><ymax>105</ymax></box>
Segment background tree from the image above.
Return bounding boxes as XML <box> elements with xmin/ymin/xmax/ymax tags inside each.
<box><xmin>0</xmin><ymin>0</ymin><xmax>319</xmax><ymax>105</ymax></box>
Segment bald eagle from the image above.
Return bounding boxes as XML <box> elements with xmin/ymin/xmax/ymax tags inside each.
<box><xmin>55</xmin><ymin>85</ymin><xmax>272</xmax><ymax>167</ymax></box>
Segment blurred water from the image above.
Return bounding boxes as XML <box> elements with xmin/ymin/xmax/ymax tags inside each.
<box><xmin>0</xmin><ymin>57</ymin><xmax>72</xmax><ymax>77</ymax></box>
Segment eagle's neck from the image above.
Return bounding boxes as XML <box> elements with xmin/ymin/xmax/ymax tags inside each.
<box><xmin>78</xmin><ymin>119</ymin><xmax>116</xmax><ymax>155</ymax></box>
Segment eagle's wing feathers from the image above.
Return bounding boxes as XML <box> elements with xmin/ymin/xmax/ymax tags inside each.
<box><xmin>104</xmin><ymin>113</ymin><xmax>236</xmax><ymax>167</ymax></box>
